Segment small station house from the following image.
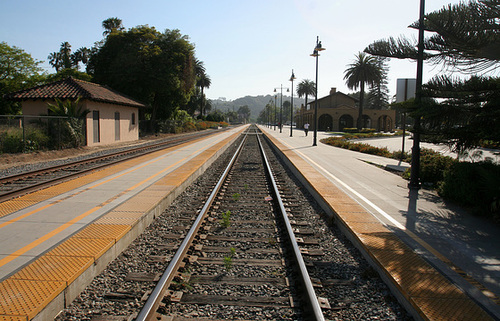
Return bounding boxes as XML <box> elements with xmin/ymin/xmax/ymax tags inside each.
<box><xmin>7</xmin><ymin>77</ymin><xmax>145</xmax><ymax>146</ymax></box>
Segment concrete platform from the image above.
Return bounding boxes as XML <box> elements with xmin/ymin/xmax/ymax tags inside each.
<box><xmin>261</xmin><ymin>125</ymin><xmax>500</xmax><ymax>321</ymax></box>
<box><xmin>0</xmin><ymin>125</ymin><xmax>248</xmax><ymax>320</ymax></box>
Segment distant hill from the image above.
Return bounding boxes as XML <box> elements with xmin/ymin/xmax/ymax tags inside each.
<box><xmin>210</xmin><ymin>95</ymin><xmax>305</xmax><ymax>122</ymax></box>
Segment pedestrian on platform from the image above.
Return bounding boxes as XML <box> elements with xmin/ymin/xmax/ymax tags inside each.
<box><xmin>304</xmin><ymin>123</ymin><xmax>309</xmax><ymax>136</ymax></box>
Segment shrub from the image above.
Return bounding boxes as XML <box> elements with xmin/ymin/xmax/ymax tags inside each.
<box><xmin>0</xmin><ymin>130</ymin><xmax>23</xmax><ymax>153</ymax></box>
<box><xmin>183</xmin><ymin>121</ymin><xmax>197</xmax><ymax>132</ymax></box>
<box><xmin>438</xmin><ymin>161</ymin><xmax>500</xmax><ymax>221</ymax></box>
<box><xmin>402</xmin><ymin>149</ymin><xmax>456</xmax><ymax>185</ymax></box>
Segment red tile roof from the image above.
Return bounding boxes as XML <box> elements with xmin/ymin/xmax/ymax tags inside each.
<box><xmin>6</xmin><ymin>77</ymin><xmax>146</xmax><ymax>108</ymax></box>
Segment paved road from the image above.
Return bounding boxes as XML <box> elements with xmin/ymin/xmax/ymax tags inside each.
<box><xmin>261</xmin><ymin>125</ymin><xmax>500</xmax><ymax>318</ymax></box>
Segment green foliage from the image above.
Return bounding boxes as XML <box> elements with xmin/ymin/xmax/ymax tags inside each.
<box><xmin>45</xmin><ymin>68</ymin><xmax>92</xmax><ymax>82</ymax></box>
<box><xmin>223</xmin><ymin>247</ymin><xmax>236</xmax><ymax>272</ymax></box>
<box><xmin>321</xmin><ymin>137</ymin><xmax>392</xmax><ymax>158</ymax></box>
<box><xmin>438</xmin><ymin>161</ymin><xmax>500</xmax><ymax>221</ymax></box>
<box><xmin>46</xmin><ymin>98</ymin><xmax>89</xmax><ymax>148</ymax></box>
<box><xmin>0</xmin><ymin>129</ymin><xmax>23</xmax><ymax>153</ymax></box>
<box><xmin>0</xmin><ymin>126</ymin><xmax>50</xmax><ymax>154</ymax></box>
<box><xmin>344</xmin><ymin>52</ymin><xmax>384</xmax><ymax>130</ymax></box>
<box><xmin>0</xmin><ymin>42</ymin><xmax>46</xmax><ymax>115</ymax></box>
<box><xmin>90</xmin><ymin>25</ymin><xmax>197</xmax><ymax>122</ymax></box>
<box><xmin>232</xmin><ymin>193</ymin><xmax>240</xmax><ymax>202</ymax></box>
<box><xmin>220</xmin><ymin>210</ymin><xmax>231</xmax><ymax>228</ymax></box>
<box><xmin>413</xmin><ymin>149</ymin><xmax>456</xmax><ymax>185</ymax></box>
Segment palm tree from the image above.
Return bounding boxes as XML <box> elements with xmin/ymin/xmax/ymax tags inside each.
<box><xmin>47</xmin><ymin>98</ymin><xmax>90</xmax><ymax>147</ymax></box>
<box><xmin>194</xmin><ymin>59</ymin><xmax>206</xmax><ymax>78</ymax></box>
<box><xmin>344</xmin><ymin>52</ymin><xmax>383</xmax><ymax>130</ymax></box>
<box><xmin>72</xmin><ymin>47</ymin><xmax>90</xmax><ymax>70</ymax></box>
<box><xmin>102</xmin><ymin>17</ymin><xmax>124</xmax><ymax>37</ymax></box>
<box><xmin>48</xmin><ymin>52</ymin><xmax>62</xmax><ymax>72</ymax></box>
<box><xmin>197</xmin><ymin>73</ymin><xmax>211</xmax><ymax>116</ymax></box>
<box><xmin>60</xmin><ymin>42</ymin><xmax>73</xmax><ymax>69</ymax></box>
<box><xmin>296</xmin><ymin>79</ymin><xmax>315</xmax><ymax>110</ymax></box>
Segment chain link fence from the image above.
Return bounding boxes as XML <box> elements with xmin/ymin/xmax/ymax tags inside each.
<box><xmin>0</xmin><ymin>115</ymin><xmax>80</xmax><ymax>153</ymax></box>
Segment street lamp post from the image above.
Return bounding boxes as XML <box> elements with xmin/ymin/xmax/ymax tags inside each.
<box><xmin>310</xmin><ymin>36</ymin><xmax>325</xmax><ymax>146</ymax></box>
<box><xmin>409</xmin><ymin>0</ymin><xmax>425</xmax><ymax>190</ymax></box>
<box><xmin>274</xmin><ymin>85</ymin><xmax>290</xmax><ymax>133</ymax></box>
<box><xmin>289</xmin><ymin>70</ymin><xmax>296</xmax><ymax>137</ymax></box>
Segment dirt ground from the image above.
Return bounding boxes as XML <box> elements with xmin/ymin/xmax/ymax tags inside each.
<box><xmin>0</xmin><ymin>133</ymin><xmax>174</xmax><ymax>171</ymax></box>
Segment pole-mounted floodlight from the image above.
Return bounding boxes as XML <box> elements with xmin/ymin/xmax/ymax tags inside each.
<box><xmin>289</xmin><ymin>70</ymin><xmax>296</xmax><ymax>137</ymax></box>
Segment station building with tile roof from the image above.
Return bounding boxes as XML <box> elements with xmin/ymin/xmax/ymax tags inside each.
<box><xmin>296</xmin><ymin>87</ymin><xmax>395</xmax><ymax>132</ymax></box>
<box><xmin>6</xmin><ymin>77</ymin><xmax>146</xmax><ymax>146</ymax></box>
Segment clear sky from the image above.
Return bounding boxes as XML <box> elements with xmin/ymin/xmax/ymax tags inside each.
<box><xmin>1</xmin><ymin>0</ymin><xmax>462</xmax><ymax>102</ymax></box>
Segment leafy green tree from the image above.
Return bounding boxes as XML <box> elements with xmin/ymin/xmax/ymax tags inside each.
<box><xmin>237</xmin><ymin>105</ymin><xmax>251</xmax><ymax>123</ymax></box>
<box><xmin>89</xmin><ymin>24</ymin><xmax>197</xmax><ymax>123</ymax></box>
<box><xmin>45</xmin><ymin>68</ymin><xmax>92</xmax><ymax>82</ymax></box>
<box><xmin>0</xmin><ymin>42</ymin><xmax>45</xmax><ymax>114</ymax></box>
<box><xmin>296</xmin><ymin>79</ymin><xmax>315</xmax><ymax>109</ymax></box>
<box><xmin>343</xmin><ymin>52</ymin><xmax>383</xmax><ymax>130</ymax></box>
<box><xmin>206</xmin><ymin>109</ymin><xmax>225</xmax><ymax>122</ymax></box>
<box><xmin>225</xmin><ymin>110</ymin><xmax>238</xmax><ymax>123</ymax></box>
<box><xmin>282</xmin><ymin>100</ymin><xmax>291</xmax><ymax>123</ymax></box>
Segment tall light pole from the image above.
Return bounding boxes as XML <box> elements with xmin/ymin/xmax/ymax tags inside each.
<box><xmin>310</xmin><ymin>36</ymin><xmax>325</xmax><ymax>146</ymax></box>
<box><xmin>289</xmin><ymin>70</ymin><xmax>296</xmax><ymax>137</ymax></box>
<box><xmin>274</xmin><ymin>95</ymin><xmax>277</xmax><ymax>130</ymax></box>
<box><xmin>409</xmin><ymin>0</ymin><xmax>425</xmax><ymax>190</ymax></box>
<box><xmin>274</xmin><ymin>85</ymin><xmax>290</xmax><ymax>133</ymax></box>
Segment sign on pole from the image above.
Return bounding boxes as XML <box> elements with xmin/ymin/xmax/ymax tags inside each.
<box><xmin>396</xmin><ymin>79</ymin><xmax>416</xmax><ymax>103</ymax></box>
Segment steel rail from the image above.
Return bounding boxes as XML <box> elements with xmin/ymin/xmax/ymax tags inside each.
<box><xmin>135</xmin><ymin>129</ymin><xmax>249</xmax><ymax>321</ymax></box>
<box><xmin>256</xmin><ymin>130</ymin><xmax>325</xmax><ymax>321</ymax></box>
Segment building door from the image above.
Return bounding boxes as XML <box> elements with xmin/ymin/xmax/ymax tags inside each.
<box><xmin>92</xmin><ymin>111</ymin><xmax>100</xmax><ymax>143</ymax></box>
<box><xmin>115</xmin><ymin>112</ymin><xmax>120</xmax><ymax>141</ymax></box>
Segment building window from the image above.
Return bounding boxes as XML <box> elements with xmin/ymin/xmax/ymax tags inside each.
<box><xmin>131</xmin><ymin>112</ymin><xmax>136</xmax><ymax>125</ymax></box>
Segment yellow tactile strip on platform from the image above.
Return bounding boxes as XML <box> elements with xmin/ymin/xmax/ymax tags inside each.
<box><xmin>0</xmin><ymin>200</ymin><xmax>38</xmax><ymax>218</ymax></box>
<box><xmin>45</xmin><ymin>237</ymin><xmax>114</xmax><ymax>260</ymax></box>
<box><xmin>413</xmin><ymin>296</ymin><xmax>493</xmax><ymax>321</ymax></box>
<box><xmin>73</xmin><ymin>223</ymin><xmax>130</xmax><ymax>241</ymax></box>
<box><xmin>0</xmin><ymin>279</ymin><xmax>65</xmax><ymax>320</ymax></box>
<box><xmin>9</xmin><ymin>256</ymin><xmax>93</xmax><ymax>285</ymax></box>
<box><xmin>0</xmin><ymin>315</ymin><xmax>27</xmax><ymax>321</ymax></box>
<box><xmin>263</xmin><ymin>130</ymin><xmax>495</xmax><ymax>321</ymax></box>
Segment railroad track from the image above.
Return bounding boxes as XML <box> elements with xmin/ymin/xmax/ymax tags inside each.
<box><xmin>57</xmin><ymin>125</ymin><xmax>410</xmax><ymax>321</ymax></box>
<box><xmin>0</xmin><ymin>129</ymin><xmax>220</xmax><ymax>202</ymax></box>
<box><xmin>135</xmin><ymin>126</ymin><xmax>326</xmax><ymax>320</ymax></box>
